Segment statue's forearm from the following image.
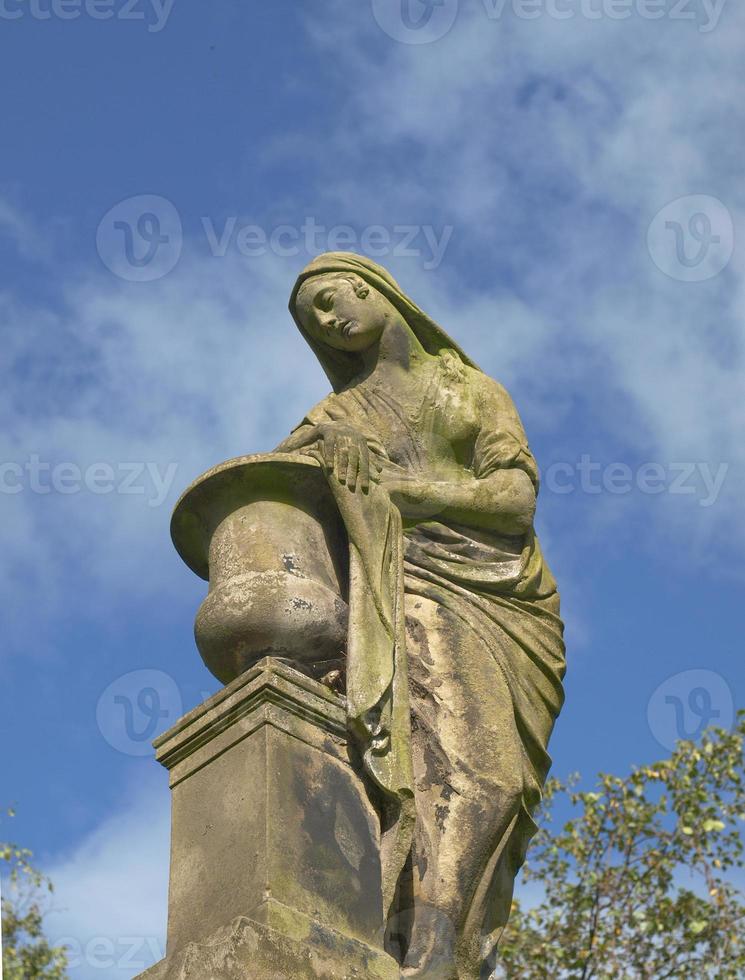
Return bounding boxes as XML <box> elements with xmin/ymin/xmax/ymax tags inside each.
<box><xmin>397</xmin><ymin>469</ymin><xmax>536</xmax><ymax>534</ymax></box>
<box><xmin>276</xmin><ymin>432</ymin><xmax>536</xmax><ymax>534</ymax></box>
<box><xmin>444</xmin><ymin>470</ymin><xmax>535</xmax><ymax>533</ymax></box>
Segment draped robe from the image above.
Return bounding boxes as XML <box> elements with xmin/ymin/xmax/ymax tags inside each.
<box><xmin>283</xmin><ymin>349</ymin><xmax>565</xmax><ymax>977</ymax></box>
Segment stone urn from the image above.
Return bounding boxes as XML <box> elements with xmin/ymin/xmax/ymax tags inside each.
<box><xmin>171</xmin><ymin>453</ymin><xmax>349</xmax><ymax>685</ymax></box>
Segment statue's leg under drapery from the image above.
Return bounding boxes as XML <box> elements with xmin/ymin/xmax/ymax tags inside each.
<box><xmin>393</xmin><ymin>593</ymin><xmax>532</xmax><ymax>980</ymax></box>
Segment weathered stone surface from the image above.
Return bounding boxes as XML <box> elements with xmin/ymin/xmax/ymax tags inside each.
<box><xmin>171</xmin><ymin>455</ymin><xmax>349</xmax><ymax>685</ymax></box>
<box><xmin>136</xmin><ymin>658</ymin><xmax>399</xmax><ymax>979</ymax></box>
<box><xmin>163</xmin><ymin>252</ymin><xmax>566</xmax><ymax>978</ymax></box>
<box><xmin>137</xmin><ymin>912</ymin><xmax>400</xmax><ymax>980</ymax></box>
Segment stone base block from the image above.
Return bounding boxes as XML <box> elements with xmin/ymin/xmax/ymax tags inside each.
<box><xmin>135</xmin><ymin>657</ymin><xmax>400</xmax><ymax>980</ymax></box>
<box><xmin>137</xmin><ymin>906</ymin><xmax>400</xmax><ymax>980</ymax></box>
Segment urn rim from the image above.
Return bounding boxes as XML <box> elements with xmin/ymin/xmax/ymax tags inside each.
<box><xmin>170</xmin><ymin>452</ymin><xmax>330</xmax><ymax>581</ymax></box>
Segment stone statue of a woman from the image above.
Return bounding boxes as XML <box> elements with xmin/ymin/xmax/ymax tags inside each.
<box><xmin>274</xmin><ymin>252</ymin><xmax>566</xmax><ymax>979</ymax></box>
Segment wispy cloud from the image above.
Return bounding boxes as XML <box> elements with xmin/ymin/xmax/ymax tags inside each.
<box><xmin>44</xmin><ymin>775</ymin><xmax>170</xmax><ymax>980</ymax></box>
<box><xmin>1</xmin><ymin>249</ymin><xmax>331</xmax><ymax>645</ymax></box>
<box><xmin>2</xmin><ymin>6</ymin><xmax>744</xmax><ymax>664</ymax></box>
<box><xmin>0</xmin><ymin>194</ymin><xmax>50</xmax><ymax>261</ymax></box>
<box><xmin>303</xmin><ymin>3</ymin><xmax>745</xmax><ymax>556</ymax></box>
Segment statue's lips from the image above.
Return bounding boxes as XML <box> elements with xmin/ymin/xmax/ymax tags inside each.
<box><xmin>340</xmin><ymin>319</ymin><xmax>355</xmax><ymax>337</ymax></box>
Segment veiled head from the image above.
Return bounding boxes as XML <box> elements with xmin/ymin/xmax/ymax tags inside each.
<box><xmin>294</xmin><ymin>272</ymin><xmax>400</xmax><ymax>354</ymax></box>
<box><xmin>289</xmin><ymin>252</ymin><xmax>479</xmax><ymax>392</ymax></box>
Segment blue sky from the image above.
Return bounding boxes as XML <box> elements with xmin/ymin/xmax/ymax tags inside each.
<box><xmin>1</xmin><ymin>1</ymin><xmax>743</xmax><ymax>976</ymax></box>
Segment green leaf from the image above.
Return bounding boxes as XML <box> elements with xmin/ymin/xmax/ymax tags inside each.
<box><xmin>702</xmin><ymin>819</ymin><xmax>726</xmax><ymax>832</ymax></box>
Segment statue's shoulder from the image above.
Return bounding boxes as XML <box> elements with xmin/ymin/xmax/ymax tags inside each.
<box><xmin>458</xmin><ymin>363</ymin><xmax>518</xmax><ymax>415</ymax></box>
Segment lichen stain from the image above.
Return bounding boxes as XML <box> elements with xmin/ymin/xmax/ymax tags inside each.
<box><xmin>281</xmin><ymin>553</ymin><xmax>305</xmax><ymax>576</ymax></box>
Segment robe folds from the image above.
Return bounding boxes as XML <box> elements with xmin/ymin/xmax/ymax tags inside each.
<box><xmin>284</xmin><ymin>250</ymin><xmax>565</xmax><ymax>976</ymax></box>
<box><xmin>288</xmin><ymin>353</ymin><xmax>565</xmax><ymax>972</ymax></box>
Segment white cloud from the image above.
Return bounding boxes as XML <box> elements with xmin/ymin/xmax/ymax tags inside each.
<box><xmin>304</xmin><ymin>3</ymin><xmax>745</xmax><ymax>554</ymax></box>
<box><xmin>44</xmin><ymin>775</ymin><xmax>170</xmax><ymax>980</ymax></box>
<box><xmin>0</xmin><ymin>250</ymin><xmax>331</xmax><ymax>644</ymax></box>
<box><xmin>3</xmin><ymin>5</ymin><xmax>745</xmax><ymax>661</ymax></box>
<box><xmin>0</xmin><ymin>195</ymin><xmax>50</xmax><ymax>261</ymax></box>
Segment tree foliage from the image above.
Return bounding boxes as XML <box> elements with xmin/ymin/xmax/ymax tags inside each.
<box><xmin>1</xmin><ymin>809</ymin><xmax>68</xmax><ymax>980</ymax></box>
<box><xmin>497</xmin><ymin>712</ymin><xmax>745</xmax><ymax>979</ymax></box>
<box><xmin>3</xmin><ymin>719</ymin><xmax>744</xmax><ymax>979</ymax></box>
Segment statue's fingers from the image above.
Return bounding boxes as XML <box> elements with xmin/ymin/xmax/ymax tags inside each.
<box><xmin>322</xmin><ymin>433</ymin><xmax>335</xmax><ymax>474</ymax></box>
<box><xmin>359</xmin><ymin>444</ymin><xmax>370</xmax><ymax>493</ymax></box>
<box><xmin>336</xmin><ymin>438</ymin><xmax>349</xmax><ymax>484</ymax></box>
<box><xmin>346</xmin><ymin>442</ymin><xmax>360</xmax><ymax>492</ymax></box>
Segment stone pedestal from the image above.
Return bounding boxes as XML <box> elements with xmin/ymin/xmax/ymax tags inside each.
<box><xmin>137</xmin><ymin>658</ymin><xmax>400</xmax><ymax>980</ymax></box>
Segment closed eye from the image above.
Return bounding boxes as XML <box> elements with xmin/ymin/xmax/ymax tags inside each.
<box><xmin>314</xmin><ymin>287</ymin><xmax>335</xmax><ymax>313</ymax></box>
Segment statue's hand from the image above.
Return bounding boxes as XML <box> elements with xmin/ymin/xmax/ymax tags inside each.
<box><xmin>314</xmin><ymin>422</ymin><xmax>384</xmax><ymax>494</ymax></box>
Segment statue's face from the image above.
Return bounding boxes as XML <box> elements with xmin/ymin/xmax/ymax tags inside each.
<box><xmin>295</xmin><ymin>273</ymin><xmax>395</xmax><ymax>352</ymax></box>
